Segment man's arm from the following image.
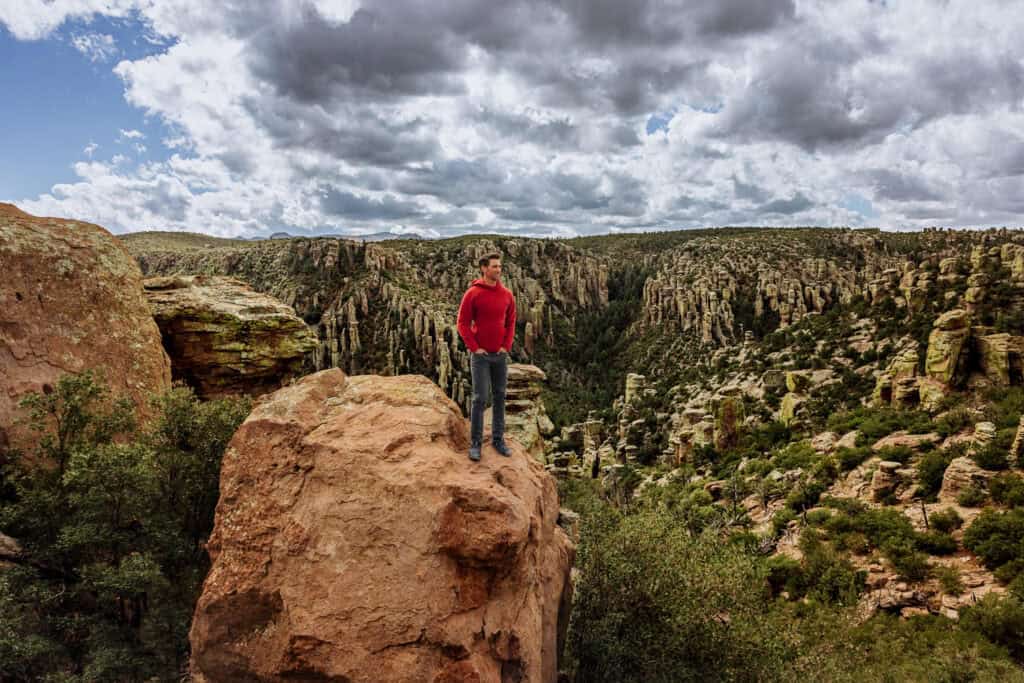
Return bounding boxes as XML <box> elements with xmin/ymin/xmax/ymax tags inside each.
<box><xmin>501</xmin><ymin>294</ymin><xmax>516</xmax><ymax>352</ymax></box>
<box><xmin>456</xmin><ymin>289</ymin><xmax>480</xmax><ymax>352</ymax></box>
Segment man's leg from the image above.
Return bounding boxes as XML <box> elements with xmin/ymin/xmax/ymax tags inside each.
<box><xmin>490</xmin><ymin>352</ymin><xmax>509</xmax><ymax>455</ymax></box>
<box><xmin>469</xmin><ymin>353</ymin><xmax>489</xmax><ymax>459</ymax></box>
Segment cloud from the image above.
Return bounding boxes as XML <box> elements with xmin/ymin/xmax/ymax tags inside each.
<box><xmin>0</xmin><ymin>0</ymin><xmax>136</xmax><ymax>40</ymax></box>
<box><xmin>760</xmin><ymin>193</ymin><xmax>813</xmax><ymax>216</ymax></box>
<box><xmin>70</xmin><ymin>31</ymin><xmax>118</xmax><ymax>61</ymax></box>
<box><xmin>4</xmin><ymin>0</ymin><xmax>1024</xmax><ymax>235</ymax></box>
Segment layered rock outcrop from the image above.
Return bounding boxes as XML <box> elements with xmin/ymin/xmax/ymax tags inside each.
<box><xmin>485</xmin><ymin>363</ymin><xmax>555</xmax><ymax>460</ymax></box>
<box><xmin>143</xmin><ymin>275</ymin><xmax>317</xmax><ymax>398</ymax></box>
<box><xmin>190</xmin><ymin>368</ymin><xmax>574</xmax><ymax>683</ymax></box>
<box><xmin>925</xmin><ymin>309</ymin><xmax>970</xmax><ymax>384</ymax></box>
<box><xmin>128</xmin><ymin>234</ymin><xmax>608</xmax><ymax>416</ymax></box>
<box><xmin>0</xmin><ymin>204</ymin><xmax>171</xmax><ymax>454</ymax></box>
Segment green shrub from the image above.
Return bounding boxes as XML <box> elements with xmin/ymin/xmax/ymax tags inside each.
<box><xmin>820</xmin><ymin>496</ymin><xmax>867</xmax><ymax>515</ymax></box>
<box><xmin>772</xmin><ymin>508</ymin><xmax>798</xmax><ymax>537</ymax></box>
<box><xmin>958</xmin><ymin>485</ymin><xmax>988</xmax><ymax>507</ymax></box>
<box><xmin>883</xmin><ymin>537</ymin><xmax>931</xmax><ymax>582</ymax></box>
<box><xmin>995</xmin><ymin>560</ymin><xmax>1024</xmax><ymax>585</ymax></box>
<box><xmin>0</xmin><ymin>374</ymin><xmax>251</xmax><ymax>681</ymax></box>
<box><xmin>786</xmin><ymin>480</ymin><xmax>828</xmax><ymax>513</ymax></box>
<box><xmin>806</xmin><ymin>509</ymin><xmax>833</xmax><ymax>526</ymax></box>
<box><xmin>828</xmin><ymin>407</ymin><xmax>932</xmax><ymax>446</ymax></box>
<box><xmin>935</xmin><ymin>566</ymin><xmax>964</xmax><ymax>595</ymax></box>
<box><xmin>765</xmin><ymin>555</ymin><xmax>802</xmax><ymax>596</ymax></box>
<box><xmin>974</xmin><ymin>445</ymin><xmax>1010</xmax><ymax>471</ymax></box>
<box><xmin>915</xmin><ymin>450</ymin><xmax>954</xmax><ymax>499</ymax></box>
<box><xmin>567</xmin><ymin>510</ymin><xmax>786</xmax><ymax>682</ymax></box>
<box><xmin>836</xmin><ymin>446</ymin><xmax>872</xmax><ymax>472</ymax></box>
<box><xmin>916</xmin><ymin>530</ymin><xmax>958</xmax><ymax>556</ymax></box>
<box><xmin>856</xmin><ymin>508</ymin><xmax>918</xmax><ymax>549</ymax></box>
<box><xmin>798</xmin><ymin>531</ymin><xmax>865</xmax><ymax>606</ymax></box>
<box><xmin>991</xmin><ymin>473</ymin><xmax>1024</xmax><ymax>506</ymax></box>
<box><xmin>961</xmin><ymin>594</ymin><xmax>1024</xmax><ymax>662</ymax></box>
<box><xmin>983</xmin><ymin>387</ymin><xmax>1024</xmax><ymax>431</ymax></box>
<box><xmin>772</xmin><ymin>441</ymin><xmax>817</xmax><ymax>471</ymax></box>
<box><xmin>963</xmin><ymin>509</ymin><xmax>1024</xmax><ymax>571</ymax></box>
<box><xmin>929</xmin><ymin>508</ymin><xmax>963</xmax><ymax>534</ymax></box>
<box><xmin>876</xmin><ymin>444</ymin><xmax>914</xmax><ymax>464</ymax></box>
<box><xmin>832</xmin><ymin>530</ymin><xmax>870</xmax><ymax>555</ymax></box>
<box><xmin>935</xmin><ymin>408</ymin><xmax>973</xmax><ymax>438</ymax></box>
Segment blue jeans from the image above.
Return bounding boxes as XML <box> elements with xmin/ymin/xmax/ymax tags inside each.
<box><xmin>470</xmin><ymin>351</ymin><xmax>507</xmax><ymax>445</ymax></box>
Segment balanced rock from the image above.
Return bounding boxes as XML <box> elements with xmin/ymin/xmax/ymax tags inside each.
<box><xmin>939</xmin><ymin>456</ymin><xmax>993</xmax><ymax>503</ymax></box>
<box><xmin>144</xmin><ymin>275</ymin><xmax>317</xmax><ymax>398</ymax></box>
<box><xmin>190</xmin><ymin>369</ymin><xmax>574</xmax><ymax>683</ymax></box>
<box><xmin>0</xmin><ymin>204</ymin><xmax>171</xmax><ymax>454</ymax></box>
<box><xmin>925</xmin><ymin>309</ymin><xmax>970</xmax><ymax>385</ymax></box>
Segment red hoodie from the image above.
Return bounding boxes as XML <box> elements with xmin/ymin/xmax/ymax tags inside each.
<box><xmin>457</xmin><ymin>279</ymin><xmax>516</xmax><ymax>353</ymax></box>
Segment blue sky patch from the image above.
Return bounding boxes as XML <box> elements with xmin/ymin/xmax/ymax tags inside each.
<box><xmin>0</xmin><ymin>15</ymin><xmax>173</xmax><ymax>201</ymax></box>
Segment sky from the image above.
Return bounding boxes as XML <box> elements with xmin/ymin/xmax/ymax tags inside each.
<box><xmin>1</xmin><ymin>0</ymin><xmax>1023</xmax><ymax>239</ymax></box>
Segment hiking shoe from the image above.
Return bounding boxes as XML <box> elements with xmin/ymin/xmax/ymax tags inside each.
<box><xmin>492</xmin><ymin>439</ymin><xmax>512</xmax><ymax>457</ymax></box>
<box><xmin>469</xmin><ymin>442</ymin><xmax>482</xmax><ymax>461</ymax></box>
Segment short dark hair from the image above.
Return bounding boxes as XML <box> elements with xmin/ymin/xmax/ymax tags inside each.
<box><xmin>478</xmin><ymin>253</ymin><xmax>501</xmax><ymax>269</ymax></box>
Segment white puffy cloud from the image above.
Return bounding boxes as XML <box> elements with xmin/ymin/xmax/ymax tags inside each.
<box><xmin>4</xmin><ymin>0</ymin><xmax>1024</xmax><ymax>235</ymax></box>
<box><xmin>0</xmin><ymin>0</ymin><xmax>136</xmax><ymax>40</ymax></box>
<box><xmin>70</xmin><ymin>31</ymin><xmax>118</xmax><ymax>61</ymax></box>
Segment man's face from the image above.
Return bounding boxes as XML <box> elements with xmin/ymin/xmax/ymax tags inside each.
<box><xmin>482</xmin><ymin>259</ymin><xmax>502</xmax><ymax>280</ymax></box>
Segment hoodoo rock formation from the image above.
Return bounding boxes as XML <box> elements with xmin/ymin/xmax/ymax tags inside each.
<box><xmin>0</xmin><ymin>204</ymin><xmax>171</xmax><ymax>454</ymax></box>
<box><xmin>189</xmin><ymin>368</ymin><xmax>574</xmax><ymax>683</ymax></box>
<box><xmin>127</xmin><ymin>235</ymin><xmax>607</xmax><ymax>415</ymax></box>
<box><xmin>143</xmin><ymin>274</ymin><xmax>317</xmax><ymax>398</ymax></box>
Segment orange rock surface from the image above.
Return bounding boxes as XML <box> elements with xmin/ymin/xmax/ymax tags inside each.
<box><xmin>190</xmin><ymin>368</ymin><xmax>574</xmax><ymax>682</ymax></box>
<box><xmin>0</xmin><ymin>203</ymin><xmax>171</xmax><ymax>454</ymax></box>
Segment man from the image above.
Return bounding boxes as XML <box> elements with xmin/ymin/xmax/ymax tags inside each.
<box><xmin>456</xmin><ymin>253</ymin><xmax>516</xmax><ymax>461</ymax></box>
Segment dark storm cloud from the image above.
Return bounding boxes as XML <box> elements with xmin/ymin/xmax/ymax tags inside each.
<box><xmin>694</xmin><ymin>0</ymin><xmax>796</xmax><ymax>36</ymax></box>
<box><xmin>319</xmin><ymin>187</ymin><xmax>423</xmax><ymax>219</ymax></box>
<box><xmin>248</xmin><ymin>96</ymin><xmax>441</xmax><ymax>168</ymax></box>
<box><xmin>467</xmin><ymin>106</ymin><xmax>641</xmax><ymax>151</ymax></box>
<box><xmin>715</xmin><ymin>36</ymin><xmax>1024</xmax><ymax>152</ymax></box>
<box><xmin>556</xmin><ymin>0</ymin><xmax>795</xmax><ymax>46</ymax></box>
<box><xmin>864</xmin><ymin>169</ymin><xmax>942</xmax><ymax>202</ymax></box>
<box><xmin>759</xmin><ymin>193</ymin><xmax>813</xmax><ymax>215</ymax></box>
<box><xmin>493</xmin><ymin>206</ymin><xmax>559</xmax><ymax>222</ymax></box>
<box><xmin>248</xmin><ymin>5</ymin><xmax>467</xmax><ymax>102</ymax></box>
<box><xmin>244</xmin><ymin>0</ymin><xmax>791</xmax><ymax>126</ymax></box>
<box><xmin>732</xmin><ymin>175</ymin><xmax>769</xmax><ymax>203</ymax></box>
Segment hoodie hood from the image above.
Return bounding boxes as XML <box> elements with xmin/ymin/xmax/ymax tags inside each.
<box><xmin>471</xmin><ymin>278</ymin><xmax>502</xmax><ymax>289</ymax></box>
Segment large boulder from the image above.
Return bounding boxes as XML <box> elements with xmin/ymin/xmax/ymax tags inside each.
<box><xmin>190</xmin><ymin>368</ymin><xmax>574</xmax><ymax>683</ymax></box>
<box><xmin>143</xmin><ymin>275</ymin><xmax>317</xmax><ymax>398</ymax></box>
<box><xmin>0</xmin><ymin>204</ymin><xmax>171</xmax><ymax>454</ymax></box>
<box><xmin>975</xmin><ymin>333</ymin><xmax>1024</xmax><ymax>386</ymax></box>
<box><xmin>938</xmin><ymin>456</ymin><xmax>993</xmax><ymax>503</ymax></box>
<box><xmin>925</xmin><ymin>309</ymin><xmax>970</xmax><ymax>385</ymax></box>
